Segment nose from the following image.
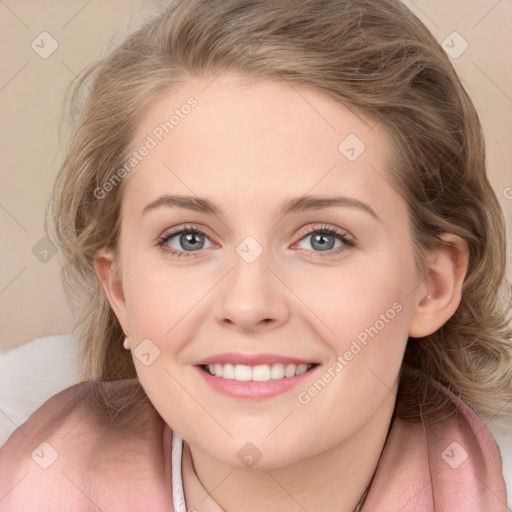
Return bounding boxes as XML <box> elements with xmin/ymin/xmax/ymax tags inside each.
<box><xmin>215</xmin><ymin>245</ymin><xmax>291</xmax><ymax>334</ymax></box>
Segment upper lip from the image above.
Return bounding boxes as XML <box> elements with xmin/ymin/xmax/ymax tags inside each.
<box><xmin>196</xmin><ymin>353</ymin><xmax>318</xmax><ymax>366</ymax></box>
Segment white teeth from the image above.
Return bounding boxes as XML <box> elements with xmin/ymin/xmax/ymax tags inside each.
<box><xmin>234</xmin><ymin>365</ymin><xmax>252</xmax><ymax>381</ymax></box>
<box><xmin>222</xmin><ymin>363</ymin><xmax>235</xmax><ymax>379</ymax></box>
<box><xmin>252</xmin><ymin>365</ymin><xmax>270</xmax><ymax>381</ymax></box>
<box><xmin>270</xmin><ymin>363</ymin><xmax>285</xmax><ymax>379</ymax></box>
<box><xmin>205</xmin><ymin>363</ymin><xmax>313</xmax><ymax>381</ymax></box>
<box><xmin>284</xmin><ymin>364</ymin><xmax>296</xmax><ymax>378</ymax></box>
<box><xmin>296</xmin><ymin>364</ymin><xmax>309</xmax><ymax>376</ymax></box>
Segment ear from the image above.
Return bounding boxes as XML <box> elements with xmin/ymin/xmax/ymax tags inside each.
<box><xmin>408</xmin><ymin>234</ymin><xmax>469</xmax><ymax>338</ymax></box>
<box><xmin>94</xmin><ymin>248</ymin><xmax>130</xmax><ymax>336</ymax></box>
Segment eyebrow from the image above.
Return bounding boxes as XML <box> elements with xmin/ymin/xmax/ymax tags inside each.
<box><xmin>141</xmin><ymin>194</ymin><xmax>380</xmax><ymax>221</ymax></box>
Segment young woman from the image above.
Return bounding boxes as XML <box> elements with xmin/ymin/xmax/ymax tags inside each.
<box><xmin>1</xmin><ymin>1</ymin><xmax>511</xmax><ymax>510</ymax></box>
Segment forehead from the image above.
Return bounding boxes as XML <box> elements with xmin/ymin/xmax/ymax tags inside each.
<box><xmin>122</xmin><ymin>72</ymin><xmax>402</xmax><ymax>221</ymax></box>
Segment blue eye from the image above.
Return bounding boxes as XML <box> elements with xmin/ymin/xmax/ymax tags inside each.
<box><xmin>296</xmin><ymin>226</ymin><xmax>353</xmax><ymax>253</ymax></box>
<box><xmin>158</xmin><ymin>225</ymin><xmax>214</xmax><ymax>257</ymax></box>
<box><xmin>157</xmin><ymin>224</ymin><xmax>354</xmax><ymax>258</ymax></box>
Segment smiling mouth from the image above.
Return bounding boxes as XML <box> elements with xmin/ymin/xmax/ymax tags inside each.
<box><xmin>200</xmin><ymin>363</ymin><xmax>319</xmax><ymax>381</ymax></box>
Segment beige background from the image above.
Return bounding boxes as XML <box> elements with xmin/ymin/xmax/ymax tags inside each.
<box><xmin>1</xmin><ymin>0</ymin><xmax>511</xmax><ymax>351</ymax></box>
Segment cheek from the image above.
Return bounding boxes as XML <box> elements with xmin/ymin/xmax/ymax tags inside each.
<box><xmin>293</xmin><ymin>276</ymin><xmax>409</xmax><ymax>438</ymax></box>
<box><xmin>290</xmin><ymin>261</ymin><xmax>409</xmax><ymax>351</ymax></box>
<box><xmin>290</xmin><ymin>260</ymin><xmax>413</xmax><ymax>409</ymax></box>
<box><xmin>121</xmin><ymin>258</ymin><xmax>222</xmax><ymax>378</ymax></box>
<box><xmin>122</xmin><ymin>255</ymin><xmax>201</xmax><ymax>337</ymax></box>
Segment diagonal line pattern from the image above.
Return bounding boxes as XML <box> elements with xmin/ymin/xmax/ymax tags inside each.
<box><xmin>163</xmin><ymin>268</ymin><xmax>234</xmax><ymax>337</ymax></box>
<box><xmin>266</xmin><ymin>164</ymin><xmax>337</xmax><ymax>234</ymax></box>
<box><xmin>0</xmin><ymin>202</ymin><xmax>29</xmax><ymax>233</ymax></box>
<box><xmin>265</xmin><ymin>410</ymin><xmax>293</xmax><ymax>438</ymax></box>
<box><xmin>0</xmin><ymin>266</ymin><xmax>28</xmax><ymax>296</ymax></box>
<box><xmin>478</xmin><ymin>396</ymin><xmax>512</xmax><ymax>438</ymax></box>
<box><xmin>60</xmin><ymin>470</ymin><xmax>105</xmax><ymax>511</ymax></box>
<box><xmin>367</xmin><ymin>162</ymin><xmax>398</xmax><ymax>195</ymax></box>
<box><xmin>368</xmin><ymin>367</ymin><xmax>397</xmax><ymax>397</ymax></box>
<box><xmin>396</xmin><ymin>477</ymin><xmax>433</xmax><ymax>511</ymax></box>
<box><xmin>0</xmin><ymin>408</ymin><xmax>28</xmax><ymax>438</ymax></box>
<box><xmin>472</xmin><ymin>61</ymin><xmax>512</xmax><ymax>104</ymax></box>
<box><xmin>264</xmin><ymin>266</ymin><xmax>336</xmax><ymax>335</ymax></box>
<box><xmin>0</xmin><ymin>472</ymin><xmax>29</xmax><ymax>503</ymax></box>
<box><xmin>0</xmin><ymin>0</ymin><xmax>28</xmax><ymax>28</ymax></box>
<box><xmin>405</xmin><ymin>270</ymin><xmax>432</xmax><ymax>299</ymax></box>
<box><xmin>61</xmin><ymin>0</ymin><xmax>92</xmax><ymax>29</ymax></box>
<box><xmin>471</xmin><ymin>470</ymin><xmax>511</xmax><ymax>511</ymax></box>
<box><xmin>264</xmin><ymin>471</ymin><xmax>310</xmax><ymax>512</ymax></box>
<box><xmin>200</xmin><ymin>68</ymin><xmax>226</xmax><ymax>93</ymax></box>
<box><xmin>162</xmin><ymin>163</ymin><xmax>232</xmax><ymax>233</ymax></box>
<box><xmin>199</xmin><ymin>470</ymin><xmax>235</xmax><ymax>503</ymax></box>
<box><xmin>274</xmin><ymin>75</ymin><xmax>336</xmax><ymax>131</ymax></box>
<box><xmin>406</xmin><ymin>0</ymin><xmax>439</xmax><ymax>29</ymax></box>
<box><xmin>498</xmin><ymin>289</ymin><xmax>512</xmax><ymax>310</ymax></box>
<box><xmin>0</xmin><ymin>62</ymin><xmax>29</xmax><ymax>93</ymax></box>
<box><xmin>60</xmin><ymin>409</ymin><xmax>92</xmax><ymax>440</ymax></box>
<box><xmin>61</xmin><ymin>60</ymin><xmax>93</xmax><ymax>94</ymax></box>
<box><xmin>163</xmin><ymin>368</ymin><xmax>233</xmax><ymax>438</ymax></box>
<box><xmin>471</xmin><ymin>0</ymin><xmax>502</xmax><ymax>30</ymax></box>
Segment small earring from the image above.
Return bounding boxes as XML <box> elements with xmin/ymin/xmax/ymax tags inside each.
<box><xmin>123</xmin><ymin>337</ymin><xmax>130</xmax><ymax>350</ymax></box>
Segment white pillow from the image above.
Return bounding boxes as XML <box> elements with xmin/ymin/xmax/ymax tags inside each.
<box><xmin>0</xmin><ymin>334</ymin><xmax>81</xmax><ymax>447</ymax></box>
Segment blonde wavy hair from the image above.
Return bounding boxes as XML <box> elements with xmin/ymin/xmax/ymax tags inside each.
<box><xmin>46</xmin><ymin>0</ymin><xmax>512</xmax><ymax>423</ymax></box>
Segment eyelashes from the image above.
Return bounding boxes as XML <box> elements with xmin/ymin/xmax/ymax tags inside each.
<box><xmin>296</xmin><ymin>225</ymin><xmax>355</xmax><ymax>253</ymax></box>
<box><xmin>157</xmin><ymin>225</ymin><xmax>213</xmax><ymax>258</ymax></box>
<box><xmin>157</xmin><ymin>223</ymin><xmax>355</xmax><ymax>259</ymax></box>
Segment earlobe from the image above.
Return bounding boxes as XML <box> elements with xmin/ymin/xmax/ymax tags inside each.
<box><xmin>94</xmin><ymin>248</ymin><xmax>130</xmax><ymax>334</ymax></box>
<box><xmin>408</xmin><ymin>234</ymin><xmax>469</xmax><ymax>338</ymax></box>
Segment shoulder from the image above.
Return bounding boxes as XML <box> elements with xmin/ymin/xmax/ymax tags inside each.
<box><xmin>483</xmin><ymin>419</ymin><xmax>512</xmax><ymax>508</ymax></box>
<box><xmin>0</xmin><ymin>379</ymin><xmax>174</xmax><ymax>511</ymax></box>
<box><xmin>364</xmin><ymin>373</ymin><xmax>510</xmax><ymax>510</ymax></box>
<box><xmin>410</xmin><ymin>374</ymin><xmax>509</xmax><ymax>507</ymax></box>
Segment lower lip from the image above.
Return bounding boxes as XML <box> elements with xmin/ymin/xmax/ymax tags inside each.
<box><xmin>195</xmin><ymin>365</ymin><xmax>318</xmax><ymax>399</ymax></box>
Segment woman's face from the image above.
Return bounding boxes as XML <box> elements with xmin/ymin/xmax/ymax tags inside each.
<box><xmin>103</xmin><ymin>72</ymin><xmax>429</xmax><ymax>468</ymax></box>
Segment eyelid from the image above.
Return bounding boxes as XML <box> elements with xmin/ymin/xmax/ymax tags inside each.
<box><xmin>157</xmin><ymin>223</ymin><xmax>218</xmax><ymax>251</ymax></box>
<box><xmin>159</xmin><ymin>223</ymin><xmax>217</xmax><ymax>242</ymax></box>
<box><xmin>157</xmin><ymin>222</ymin><xmax>355</xmax><ymax>257</ymax></box>
<box><xmin>296</xmin><ymin>224</ymin><xmax>354</xmax><ymax>243</ymax></box>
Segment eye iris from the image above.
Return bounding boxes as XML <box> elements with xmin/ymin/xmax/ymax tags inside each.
<box><xmin>181</xmin><ymin>232</ymin><xmax>204</xmax><ymax>251</ymax></box>
<box><xmin>311</xmin><ymin>233</ymin><xmax>335</xmax><ymax>251</ymax></box>
<box><xmin>166</xmin><ymin>228</ymin><xmax>344</xmax><ymax>254</ymax></box>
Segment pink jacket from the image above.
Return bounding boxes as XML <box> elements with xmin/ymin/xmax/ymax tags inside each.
<box><xmin>0</xmin><ymin>376</ymin><xmax>507</xmax><ymax>511</ymax></box>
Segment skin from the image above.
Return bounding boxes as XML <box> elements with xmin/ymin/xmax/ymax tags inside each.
<box><xmin>96</xmin><ymin>71</ymin><xmax>469</xmax><ymax>512</ymax></box>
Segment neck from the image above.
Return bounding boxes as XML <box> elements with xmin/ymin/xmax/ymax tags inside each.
<box><xmin>187</xmin><ymin>393</ymin><xmax>397</xmax><ymax>512</ymax></box>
